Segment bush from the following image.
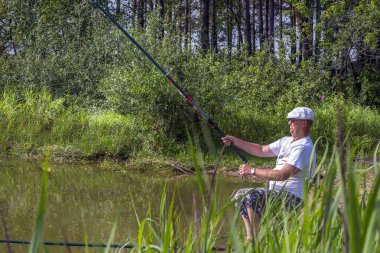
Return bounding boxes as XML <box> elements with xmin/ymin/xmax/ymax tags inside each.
<box><xmin>0</xmin><ymin>90</ymin><xmax>153</xmax><ymax>160</ymax></box>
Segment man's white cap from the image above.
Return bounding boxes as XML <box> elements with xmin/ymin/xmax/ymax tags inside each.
<box><xmin>287</xmin><ymin>107</ymin><xmax>314</xmax><ymax>121</ymax></box>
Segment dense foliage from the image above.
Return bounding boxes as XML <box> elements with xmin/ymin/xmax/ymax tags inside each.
<box><xmin>0</xmin><ymin>90</ymin><xmax>379</xmax><ymax>161</ymax></box>
<box><xmin>0</xmin><ymin>0</ymin><xmax>379</xmax><ymax>159</ymax></box>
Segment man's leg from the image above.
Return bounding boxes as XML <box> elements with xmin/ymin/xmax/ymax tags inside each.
<box><xmin>234</xmin><ymin>188</ymin><xmax>266</xmax><ymax>241</ymax></box>
<box><xmin>242</xmin><ymin>207</ymin><xmax>260</xmax><ymax>240</ymax></box>
<box><xmin>242</xmin><ymin>215</ymin><xmax>253</xmax><ymax>240</ymax></box>
<box><xmin>247</xmin><ymin>207</ymin><xmax>260</xmax><ymax>238</ymax></box>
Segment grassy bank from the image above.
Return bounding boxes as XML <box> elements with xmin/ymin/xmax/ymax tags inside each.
<box><xmin>0</xmin><ymin>90</ymin><xmax>379</xmax><ymax>168</ymax></box>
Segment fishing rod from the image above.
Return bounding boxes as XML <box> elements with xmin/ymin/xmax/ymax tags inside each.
<box><xmin>90</xmin><ymin>0</ymin><xmax>248</xmax><ymax>163</ymax></box>
<box><xmin>0</xmin><ymin>239</ymin><xmax>134</xmax><ymax>249</ymax></box>
<box><xmin>0</xmin><ymin>239</ymin><xmax>227</xmax><ymax>251</ymax></box>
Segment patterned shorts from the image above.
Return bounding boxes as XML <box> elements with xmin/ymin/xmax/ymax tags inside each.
<box><xmin>231</xmin><ymin>187</ymin><xmax>303</xmax><ymax>219</ymax></box>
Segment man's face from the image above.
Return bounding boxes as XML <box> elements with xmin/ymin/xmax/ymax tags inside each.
<box><xmin>288</xmin><ymin>119</ymin><xmax>306</xmax><ymax>136</ymax></box>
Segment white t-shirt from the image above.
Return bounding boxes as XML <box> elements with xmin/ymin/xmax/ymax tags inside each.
<box><xmin>268</xmin><ymin>136</ymin><xmax>316</xmax><ymax>199</ymax></box>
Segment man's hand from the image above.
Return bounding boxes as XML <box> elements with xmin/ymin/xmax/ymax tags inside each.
<box><xmin>239</xmin><ymin>164</ymin><xmax>254</xmax><ymax>176</ymax></box>
<box><xmin>222</xmin><ymin>135</ymin><xmax>238</xmax><ymax>147</ymax></box>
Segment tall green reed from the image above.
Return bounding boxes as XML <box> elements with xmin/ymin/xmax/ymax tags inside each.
<box><xmin>28</xmin><ymin>154</ymin><xmax>50</xmax><ymax>253</ymax></box>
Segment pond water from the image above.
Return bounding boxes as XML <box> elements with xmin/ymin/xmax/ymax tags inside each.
<box><xmin>0</xmin><ymin>158</ymin><xmax>262</xmax><ymax>252</ymax></box>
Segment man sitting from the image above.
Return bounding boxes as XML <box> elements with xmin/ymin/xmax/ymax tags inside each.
<box><xmin>222</xmin><ymin>107</ymin><xmax>316</xmax><ymax>240</ymax></box>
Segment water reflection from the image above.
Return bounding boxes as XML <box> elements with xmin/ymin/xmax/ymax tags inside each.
<box><xmin>0</xmin><ymin>158</ymin><xmax>261</xmax><ymax>252</ymax></box>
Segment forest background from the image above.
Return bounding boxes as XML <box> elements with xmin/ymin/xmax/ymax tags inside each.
<box><xmin>0</xmin><ymin>0</ymin><xmax>379</xmax><ymax>165</ymax></box>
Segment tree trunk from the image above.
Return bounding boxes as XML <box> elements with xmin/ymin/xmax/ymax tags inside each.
<box><xmin>290</xmin><ymin>2</ymin><xmax>296</xmax><ymax>64</ymax></box>
<box><xmin>116</xmin><ymin>0</ymin><xmax>121</xmax><ymax>16</ymax></box>
<box><xmin>297</xmin><ymin>11</ymin><xmax>302</xmax><ymax>64</ymax></box>
<box><xmin>159</xmin><ymin>0</ymin><xmax>165</xmax><ymax>39</ymax></box>
<box><xmin>268</xmin><ymin>0</ymin><xmax>274</xmax><ymax>53</ymax></box>
<box><xmin>244</xmin><ymin>0</ymin><xmax>252</xmax><ymax>55</ymax></box>
<box><xmin>314</xmin><ymin>0</ymin><xmax>321</xmax><ymax>62</ymax></box>
<box><xmin>137</xmin><ymin>0</ymin><xmax>145</xmax><ymax>28</ymax></box>
<box><xmin>226</xmin><ymin>0</ymin><xmax>233</xmax><ymax>57</ymax></box>
<box><xmin>200</xmin><ymin>0</ymin><xmax>210</xmax><ymax>53</ymax></box>
<box><xmin>211</xmin><ymin>0</ymin><xmax>218</xmax><ymax>53</ymax></box>
<box><xmin>171</xmin><ymin>1</ymin><xmax>177</xmax><ymax>33</ymax></box>
<box><xmin>251</xmin><ymin>0</ymin><xmax>256</xmax><ymax>53</ymax></box>
<box><xmin>132</xmin><ymin>0</ymin><xmax>137</xmax><ymax>27</ymax></box>
<box><xmin>167</xmin><ymin>1</ymin><xmax>172</xmax><ymax>33</ymax></box>
<box><xmin>236</xmin><ymin>0</ymin><xmax>243</xmax><ymax>51</ymax></box>
<box><xmin>264</xmin><ymin>0</ymin><xmax>269</xmax><ymax>44</ymax></box>
<box><xmin>258</xmin><ymin>0</ymin><xmax>263</xmax><ymax>49</ymax></box>
<box><xmin>301</xmin><ymin>0</ymin><xmax>312</xmax><ymax>60</ymax></box>
<box><xmin>309</xmin><ymin>0</ymin><xmax>313</xmax><ymax>59</ymax></box>
<box><xmin>279</xmin><ymin>0</ymin><xmax>283</xmax><ymax>42</ymax></box>
<box><xmin>184</xmin><ymin>0</ymin><xmax>191</xmax><ymax>49</ymax></box>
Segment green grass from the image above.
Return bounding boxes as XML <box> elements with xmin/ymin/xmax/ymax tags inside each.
<box><xmin>0</xmin><ymin>90</ymin><xmax>380</xmax><ymax>163</ymax></box>
<box><xmin>0</xmin><ymin>90</ymin><xmax>152</xmax><ymax>161</ymax></box>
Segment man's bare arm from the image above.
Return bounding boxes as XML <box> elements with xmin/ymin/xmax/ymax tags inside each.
<box><xmin>239</xmin><ymin>163</ymin><xmax>300</xmax><ymax>181</ymax></box>
<box><xmin>222</xmin><ymin>136</ymin><xmax>276</xmax><ymax>157</ymax></box>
